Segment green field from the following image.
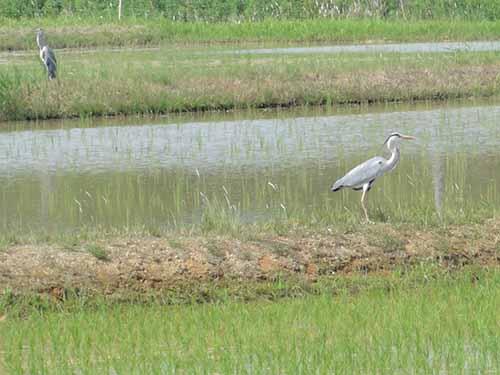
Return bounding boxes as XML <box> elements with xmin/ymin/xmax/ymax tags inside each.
<box><xmin>1</xmin><ymin>268</ymin><xmax>498</xmax><ymax>373</ymax></box>
<box><xmin>2</xmin><ymin>47</ymin><xmax>500</xmax><ymax>121</ymax></box>
<box><xmin>2</xmin><ymin>19</ymin><xmax>500</xmax><ymax>52</ymax></box>
<box><xmin>0</xmin><ymin>0</ymin><xmax>500</xmax><ymax>22</ymax></box>
<box><xmin>3</xmin><ymin>2</ymin><xmax>500</xmax><ymax>121</ymax></box>
<box><xmin>3</xmin><ymin>0</ymin><xmax>500</xmax><ymax>22</ymax></box>
<box><xmin>2</xmin><ymin>4</ymin><xmax>500</xmax><ymax>372</ymax></box>
<box><xmin>3</xmin><ymin>0</ymin><xmax>500</xmax><ymax>52</ymax></box>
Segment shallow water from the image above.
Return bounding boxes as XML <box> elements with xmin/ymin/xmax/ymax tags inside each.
<box><xmin>2</xmin><ymin>40</ymin><xmax>500</xmax><ymax>64</ymax></box>
<box><xmin>1</xmin><ymin>100</ymin><xmax>500</xmax><ymax>233</ymax></box>
<box><xmin>226</xmin><ymin>41</ymin><xmax>500</xmax><ymax>55</ymax></box>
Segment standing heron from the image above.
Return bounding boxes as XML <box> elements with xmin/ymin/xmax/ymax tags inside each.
<box><xmin>331</xmin><ymin>132</ymin><xmax>416</xmax><ymax>222</ymax></box>
<box><xmin>36</xmin><ymin>29</ymin><xmax>57</xmax><ymax>80</ymax></box>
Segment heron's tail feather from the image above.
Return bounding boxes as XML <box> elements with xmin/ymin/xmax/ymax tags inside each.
<box><xmin>46</xmin><ymin>60</ymin><xmax>56</xmax><ymax>80</ymax></box>
<box><xmin>331</xmin><ymin>179</ymin><xmax>343</xmax><ymax>192</ymax></box>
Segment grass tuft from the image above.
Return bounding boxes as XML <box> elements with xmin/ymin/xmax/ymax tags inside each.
<box><xmin>85</xmin><ymin>243</ymin><xmax>109</xmax><ymax>261</ymax></box>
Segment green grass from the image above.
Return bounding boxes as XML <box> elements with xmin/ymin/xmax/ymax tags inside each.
<box><xmin>85</xmin><ymin>243</ymin><xmax>109</xmax><ymax>261</ymax></box>
<box><xmin>2</xmin><ymin>46</ymin><xmax>500</xmax><ymax>121</ymax></box>
<box><xmin>2</xmin><ymin>18</ymin><xmax>500</xmax><ymax>52</ymax></box>
<box><xmin>3</xmin><ymin>0</ymin><xmax>500</xmax><ymax>21</ymax></box>
<box><xmin>1</xmin><ymin>267</ymin><xmax>498</xmax><ymax>373</ymax></box>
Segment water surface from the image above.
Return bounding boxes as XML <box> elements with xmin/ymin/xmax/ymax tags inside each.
<box><xmin>1</xmin><ymin>100</ymin><xmax>500</xmax><ymax>233</ymax></box>
<box><xmin>3</xmin><ymin>40</ymin><xmax>500</xmax><ymax>63</ymax></box>
<box><xmin>226</xmin><ymin>41</ymin><xmax>500</xmax><ymax>55</ymax></box>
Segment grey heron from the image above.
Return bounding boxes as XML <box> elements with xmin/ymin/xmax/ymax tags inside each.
<box><xmin>36</xmin><ymin>29</ymin><xmax>57</xmax><ymax>80</ymax></box>
<box><xmin>331</xmin><ymin>132</ymin><xmax>416</xmax><ymax>222</ymax></box>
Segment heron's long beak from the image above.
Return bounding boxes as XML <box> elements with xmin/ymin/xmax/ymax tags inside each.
<box><xmin>400</xmin><ymin>135</ymin><xmax>416</xmax><ymax>140</ymax></box>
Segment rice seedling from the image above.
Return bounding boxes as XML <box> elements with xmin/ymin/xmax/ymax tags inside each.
<box><xmin>2</xmin><ymin>99</ymin><xmax>500</xmax><ymax>240</ymax></box>
<box><xmin>0</xmin><ymin>267</ymin><xmax>498</xmax><ymax>373</ymax></box>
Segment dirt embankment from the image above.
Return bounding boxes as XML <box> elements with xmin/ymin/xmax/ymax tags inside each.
<box><xmin>1</xmin><ymin>221</ymin><xmax>499</xmax><ymax>299</ymax></box>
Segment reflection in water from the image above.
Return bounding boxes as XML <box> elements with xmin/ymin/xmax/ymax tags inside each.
<box><xmin>1</xmin><ymin>102</ymin><xmax>500</xmax><ymax>233</ymax></box>
<box><xmin>428</xmin><ymin>124</ymin><xmax>446</xmax><ymax>218</ymax></box>
<box><xmin>431</xmin><ymin>153</ymin><xmax>445</xmax><ymax>218</ymax></box>
<box><xmin>39</xmin><ymin>168</ymin><xmax>51</xmax><ymax>224</ymax></box>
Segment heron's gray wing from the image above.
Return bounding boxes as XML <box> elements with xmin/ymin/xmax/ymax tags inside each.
<box><xmin>331</xmin><ymin>156</ymin><xmax>386</xmax><ymax>191</ymax></box>
<box><xmin>42</xmin><ymin>47</ymin><xmax>57</xmax><ymax>79</ymax></box>
<box><xmin>46</xmin><ymin>48</ymin><xmax>57</xmax><ymax>65</ymax></box>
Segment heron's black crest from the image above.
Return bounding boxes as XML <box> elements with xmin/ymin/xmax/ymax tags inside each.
<box><xmin>383</xmin><ymin>132</ymin><xmax>402</xmax><ymax>146</ymax></box>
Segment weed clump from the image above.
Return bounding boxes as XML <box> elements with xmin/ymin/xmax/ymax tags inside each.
<box><xmin>85</xmin><ymin>243</ymin><xmax>109</xmax><ymax>261</ymax></box>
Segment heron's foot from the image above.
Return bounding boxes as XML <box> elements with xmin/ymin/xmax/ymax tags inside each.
<box><xmin>362</xmin><ymin>209</ymin><xmax>373</xmax><ymax>224</ymax></box>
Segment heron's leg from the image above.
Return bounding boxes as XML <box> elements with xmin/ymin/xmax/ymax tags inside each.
<box><xmin>361</xmin><ymin>184</ymin><xmax>372</xmax><ymax>223</ymax></box>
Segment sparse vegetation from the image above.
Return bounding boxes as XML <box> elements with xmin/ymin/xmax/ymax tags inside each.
<box><xmin>167</xmin><ymin>238</ymin><xmax>184</xmax><ymax>250</ymax></box>
<box><xmin>205</xmin><ymin>238</ymin><xmax>226</xmax><ymax>258</ymax></box>
<box><xmin>1</xmin><ymin>219</ymin><xmax>499</xmax><ymax>301</ymax></box>
<box><xmin>85</xmin><ymin>243</ymin><xmax>109</xmax><ymax>261</ymax></box>
<box><xmin>371</xmin><ymin>231</ymin><xmax>406</xmax><ymax>253</ymax></box>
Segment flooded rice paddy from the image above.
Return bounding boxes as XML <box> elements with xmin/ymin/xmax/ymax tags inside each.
<box><xmin>227</xmin><ymin>40</ymin><xmax>500</xmax><ymax>55</ymax></box>
<box><xmin>3</xmin><ymin>40</ymin><xmax>500</xmax><ymax>63</ymax></box>
<box><xmin>1</xmin><ymin>100</ymin><xmax>500</xmax><ymax>233</ymax></box>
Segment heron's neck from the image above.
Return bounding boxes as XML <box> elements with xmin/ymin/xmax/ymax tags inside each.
<box><xmin>385</xmin><ymin>145</ymin><xmax>400</xmax><ymax>171</ymax></box>
<box><xmin>36</xmin><ymin>35</ymin><xmax>46</xmax><ymax>49</ymax></box>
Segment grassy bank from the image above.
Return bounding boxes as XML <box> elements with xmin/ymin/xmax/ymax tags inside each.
<box><xmin>1</xmin><ymin>217</ymin><xmax>499</xmax><ymax>303</ymax></box>
<box><xmin>1</xmin><ymin>267</ymin><xmax>498</xmax><ymax>373</ymax></box>
<box><xmin>2</xmin><ymin>46</ymin><xmax>500</xmax><ymax>121</ymax></box>
<box><xmin>2</xmin><ymin>19</ymin><xmax>500</xmax><ymax>52</ymax></box>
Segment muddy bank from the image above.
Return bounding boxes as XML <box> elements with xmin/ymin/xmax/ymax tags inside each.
<box><xmin>1</xmin><ymin>221</ymin><xmax>499</xmax><ymax>299</ymax></box>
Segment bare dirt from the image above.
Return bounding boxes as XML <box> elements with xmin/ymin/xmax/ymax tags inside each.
<box><xmin>1</xmin><ymin>221</ymin><xmax>499</xmax><ymax>299</ymax></box>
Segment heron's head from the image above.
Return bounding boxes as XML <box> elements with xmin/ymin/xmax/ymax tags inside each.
<box><xmin>35</xmin><ymin>28</ymin><xmax>46</xmax><ymax>49</ymax></box>
<box><xmin>383</xmin><ymin>132</ymin><xmax>416</xmax><ymax>150</ymax></box>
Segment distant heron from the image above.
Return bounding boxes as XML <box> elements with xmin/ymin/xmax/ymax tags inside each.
<box><xmin>36</xmin><ymin>29</ymin><xmax>57</xmax><ymax>80</ymax></box>
<box><xmin>331</xmin><ymin>132</ymin><xmax>416</xmax><ymax>222</ymax></box>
